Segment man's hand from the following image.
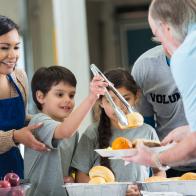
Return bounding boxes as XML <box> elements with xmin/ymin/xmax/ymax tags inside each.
<box><xmin>13</xmin><ymin>123</ymin><xmax>49</xmax><ymax>151</ymax></box>
<box><xmin>123</xmin><ymin>143</ymin><xmax>155</xmax><ymax>167</ymax></box>
<box><xmin>161</xmin><ymin>125</ymin><xmax>191</xmax><ymax>145</ymax></box>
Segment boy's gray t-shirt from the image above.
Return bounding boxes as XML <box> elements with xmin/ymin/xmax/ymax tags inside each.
<box><xmin>131</xmin><ymin>45</ymin><xmax>188</xmax><ymax>140</ymax></box>
<box><xmin>24</xmin><ymin>113</ymin><xmax>78</xmax><ymax>196</ymax></box>
<box><xmin>71</xmin><ymin>122</ymin><xmax>159</xmax><ymax>182</ymax></box>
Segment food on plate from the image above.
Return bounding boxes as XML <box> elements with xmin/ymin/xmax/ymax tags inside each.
<box><xmin>111</xmin><ymin>137</ymin><xmax>133</xmax><ymax>150</ymax></box>
<box><xmin>106</xmin><ymin>146</ymin><xmax>112</xmax><ymax>151</ymax></box>
<box><xmin>144</xmin><ymin>176</ymin><xmax>168</xmax><ymax>182</ymax></box>
<box><xmin>110</xmin><ymin>137</ymin><xmax>160</xmax><ymax>150</ymax></box>
<box><xmin>168</xmin><ymin>177</ymin><xmax>181</xmax><ymax>181</ymax></box>
<box><xmin>180</xmin><ymin>172</ymin><xmax>196</xmax><ymax>180</ymax></box>
<box><xmin>89</xmin><ymin>166</ymin><xmax>115</xmax><ymax>184</ymax></box>
<box><xmin>144</xmin><ymin>173</ymin><xmax>196</xmax><ymax>183</ymax></box>
<box><xmin>89</xmin><ymin>177</ymin><xmax>106</xmax><ymax>184</ymax></box>
<box><xmin>132</xmin><ymin>139</ymin><xmax>161</xmax><ymax>148</ymax></box>
<box><xmin>118</xmin><ymin>112</ymin><xmax>144</xmax><ymax>129</ymax></box>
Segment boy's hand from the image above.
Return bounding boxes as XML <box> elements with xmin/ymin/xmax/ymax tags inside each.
<box><xmin>64</xmin><ymin>176</ymin><xmax>75</xmax><ymax>184</ymax></box>
<box><xmin>89</xmin><ymin>75</ymin><xmax>108</xmax><ymax>100</ymax></box>
<box><xmin>13</xmin><ymin>123</ymin><xmax>49</xmax><ymax>151</ymax></box>
<box><xmin>126</xmin><ymin>184</ymin><xmax>141</xmax><ymax>196</ymax></box>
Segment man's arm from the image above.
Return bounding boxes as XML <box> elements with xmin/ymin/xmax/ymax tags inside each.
<box><xmin>160</xmin><ymin>132</ymin><xmax>196</xmax><ymax>167</ymax></box>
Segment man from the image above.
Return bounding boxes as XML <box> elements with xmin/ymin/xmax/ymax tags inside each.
<box><xmin>131</xmin><ymin>45</ymin><xmax>195</xmax><ymax>177</ymax></box>
<box><xmin>124</xmin><ymin>0</ymin><xmax>196</xmax><ymax>170</ymax></box>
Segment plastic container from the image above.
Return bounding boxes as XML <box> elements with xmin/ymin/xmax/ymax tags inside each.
<box><xmin>0</xmin><ymin>183</ymin><xmax>31</xmax><ymax>196</ymax></box>
<box><xmin>64</xmin><ymin>182</ymin><xmax>129</xmax><ymax>196</ymax></box>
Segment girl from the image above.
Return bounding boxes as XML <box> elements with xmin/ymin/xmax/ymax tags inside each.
<box><xmin>71</xmin><ymin>68</ymin><xmax>165</xmax><ymax>195</ymax></box>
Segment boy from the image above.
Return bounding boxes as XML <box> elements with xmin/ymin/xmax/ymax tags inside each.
<box><xmin>24</xmin><ymin>65</ymin><xmax>107</xmax><ymax>196</ymax></box>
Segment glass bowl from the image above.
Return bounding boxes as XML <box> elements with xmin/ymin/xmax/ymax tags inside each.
<box><xmin>0</xmin><ymin>183</ymin><xmax>31</xmax><ymax>196</ymax></box>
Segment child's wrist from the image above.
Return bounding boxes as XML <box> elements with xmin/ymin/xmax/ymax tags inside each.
<box><xmin>88</xmin><ymin>94</ymin><xmax>99</xmax><ymax>104</ymax></box>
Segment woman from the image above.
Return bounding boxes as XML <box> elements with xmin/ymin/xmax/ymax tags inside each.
<box><xmin>0</xmin><ymin>15</ymin><xmax>46</xmax><ymax>178</ymax></box>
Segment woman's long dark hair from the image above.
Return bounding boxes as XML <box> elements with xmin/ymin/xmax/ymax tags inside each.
<box><xmin>98</xmin><ymin>68</ymin><xmax>139</xmax><ymax>170</ymax></box>
<box><xmin>0</xmin><ymin>15</ymin><xmax>19</xmax><ymax>36</ymax></box>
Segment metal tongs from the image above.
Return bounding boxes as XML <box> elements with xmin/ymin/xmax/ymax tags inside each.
<box><xmin>90</xmin><ymin>64</ymin><xmax>135</xmax><ymax>126</ymax></box>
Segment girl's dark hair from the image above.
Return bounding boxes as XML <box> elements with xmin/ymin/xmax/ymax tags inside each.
<box><xmin>98</xmin><ymin>68</ymin><xmax>139</xmax><ymax>170</ymax></box>
<box><xmin>0</xmin><ymin>15</ymin><xmax>19</xmax><ymax>36</ymax></box>
<box><xmin>31</xmin><ymin>65</ymin><xmax>77</xmax><ymax>110</ymax></box>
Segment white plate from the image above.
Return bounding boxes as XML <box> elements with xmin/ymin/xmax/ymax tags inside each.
<box><xmin>95</xmin><ymin>143</ymin><xmax>175</xmax><ymax>158</ymax></box>
<box><xmin>95</xmin><ymin>148</ymin><xmax>137</xmax><ymax>157</ymax></box>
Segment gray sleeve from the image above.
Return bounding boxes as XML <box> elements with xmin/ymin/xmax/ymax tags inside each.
<box><xmin>137</xmin><ymin>93</ymin><xmax>154</xmax><ymax>117</ymax></box>
<box><xmin>132</xmin><ymin>59</ymin><xmax>154</xmax><ymax>117</ymax></box>
<box><xmin>30</xmin><ymin>115</ymin><xmax>61</xmax><ymax>149</ymax></box>
<box><xmin>71</xmin><ymin>131</ymin><xmax>97</xmax><ymax>174</ymax></box>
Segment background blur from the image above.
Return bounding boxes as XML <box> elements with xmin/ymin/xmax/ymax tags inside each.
<box><xmin>0</xmin><ymin>0</ymin><xmax>157</xmax><ymax>135</ymax></box>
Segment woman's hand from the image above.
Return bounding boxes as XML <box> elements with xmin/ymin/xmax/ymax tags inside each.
<box><xmin>126</xmin><ymin>184</ymin><xmax>141</xmax><ymax>196</ymax></box>
<box><xmin>13</xmin><ymin>123</ymin><xmax>49</xmax><ymax>151</ymax></box>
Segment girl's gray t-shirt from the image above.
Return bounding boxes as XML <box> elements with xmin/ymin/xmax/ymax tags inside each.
<box><xmin>71</xmin><ymin>122</ymin><xmax>159</xmax><ymax>182</ymax></box>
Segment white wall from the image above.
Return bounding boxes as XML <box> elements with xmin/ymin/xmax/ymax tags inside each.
<box><xmin>52</xmin><ymin>0</ymin><xmax>92</xmax><ymax>135</ymax></box>
<box><xmin>0</xmin><ymin>0</ymin><xmax>23</xmax><ymax>25</ymax></box>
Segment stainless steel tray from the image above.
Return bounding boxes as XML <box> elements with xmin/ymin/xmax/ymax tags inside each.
<box><xmin>138</xmin><ymin>180</ymin><xmax>196</xmax><ymax>196</ymax></box>
<box><xmin>63</xmin><ymin>182</ymin><xmax>131</xmax><ymax>196</ymax></box>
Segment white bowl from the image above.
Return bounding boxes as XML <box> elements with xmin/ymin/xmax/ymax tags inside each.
<box><xmin>64</xmin><ymin>182</ymin><xmax>129</xmax><ymax>196</ymax></box>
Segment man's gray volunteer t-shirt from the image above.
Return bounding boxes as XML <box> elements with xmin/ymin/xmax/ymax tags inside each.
<box><xmin>132</xmin><ymin>45</ymin><xmax>188</xmax><ymax>140</ymax></box>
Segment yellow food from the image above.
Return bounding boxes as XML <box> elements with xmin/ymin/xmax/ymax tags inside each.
<box><xmin>118</xmin><ymin>112</ymin><xmax>144</xmax><ymax>129</ymax></box>
<box><xmin>89</xmin><ymin>177</ymin><xmax>106</xmax><ymax>184</ymax></box>
<box><xmin>180</xmin><ymin>172</ymin><xmax>196</xmax><ymax>180</ymax></box>
<box><xmin>106</xmin><ymin>147</ymin><xmax>112</xmax><ymax>150</ymax></box>
<box><xmin>168</xmin><ymin>177</ymin><xmax>181</xmax><ymax>181</ymax></box>
<box><xmin>144</xmin><ymin>176</ymin><xmax>168</xmax><ymax>182</ymax></box>
<box><xmin>89</xmin><ymin>166</ymin><xmax>115</xmax><ymax>183</ymax></box>
<box><xmin>111</xmin><ymin>137</ymin><xmax>133</xmax><ymax>150</ymax></box>
<box><xmin>144</xmin><ymin>172</ymin><xmax>196</xmax><ymax>183</ymax></box>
